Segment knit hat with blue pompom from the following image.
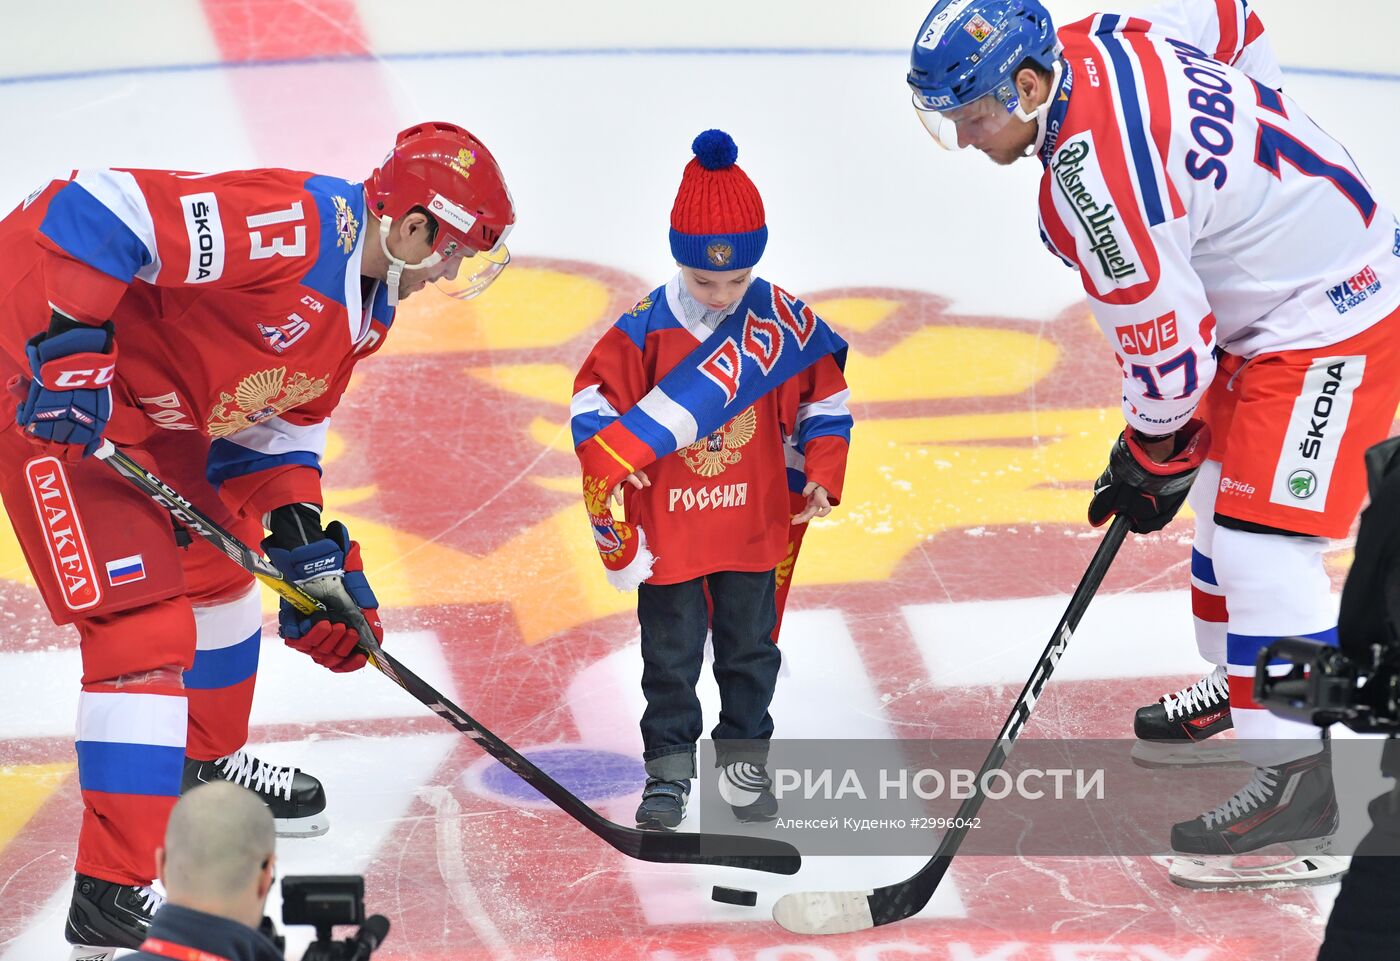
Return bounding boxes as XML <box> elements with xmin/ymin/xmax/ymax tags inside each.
<box><xmin>669</xmin><ymin>129</ymin><xmax>767</xmax><ymax>271</ymax></box>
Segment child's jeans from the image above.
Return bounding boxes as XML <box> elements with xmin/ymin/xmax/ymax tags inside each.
<box><xmin>638</xmin><ymin>569</ymin><xmax>780</xmax><ymax>781</ymax></box>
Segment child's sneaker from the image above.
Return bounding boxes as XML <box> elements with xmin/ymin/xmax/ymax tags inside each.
<box><xmin>635</xmin><ymin>778</ymin><xmax>690</xmax><ymax>831</ymax></box>
<box><xmin>718</xmin><ymin>761</ymin><xmax>779</xmax><ymax>822</ymax></box>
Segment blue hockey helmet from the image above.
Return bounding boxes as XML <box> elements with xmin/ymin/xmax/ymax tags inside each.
<box><xmin>907</xmin><ymin>0</ymin><xmax>1060</xmax><ymax>150</ymax></box>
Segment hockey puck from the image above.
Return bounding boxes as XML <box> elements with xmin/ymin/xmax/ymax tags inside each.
<box><xmin>712</xmin><ymin>886</ymin><xmax>758</xmax><ymax>906</ymax></box>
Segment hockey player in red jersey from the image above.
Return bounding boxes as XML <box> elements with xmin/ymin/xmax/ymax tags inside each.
<box><xmin>571</xmin><ymin>130</ymin><xmax>852</xmax><ymax>831</ymax></box>
<box><xmin>0</xmin><ymin>121</ymin><xmax>515</xmax><ymax>955</ymax></box>
<box><xmin>907</xmin><ymin>0</ymin><xmax>1400</xmax><ymax>886</ymax></box>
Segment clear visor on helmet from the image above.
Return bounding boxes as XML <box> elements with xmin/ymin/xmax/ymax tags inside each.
<box><xmin>911</xmin><ymin>88</ymin><xmax>1017</xmax><ymax>151</ymax></box>
<box><xmin>433</xmin><ymin>242</ymin><xmax>512</xmax><ymax>301</ymax></box>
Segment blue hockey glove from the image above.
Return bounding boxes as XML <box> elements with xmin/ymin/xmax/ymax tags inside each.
<box><xmin>16</xmin><ymin>315</ymin><xmax>118</xmax><ymax>461</ymax></box>
<box><xmin>263</xmin><ymin>516</ymin><xmax>383</xmax><ymax>673</ymax></box>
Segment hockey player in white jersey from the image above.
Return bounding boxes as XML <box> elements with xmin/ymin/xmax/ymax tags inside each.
<box><xmin>907</xmin><ymin>0</ymin><xmax>1400</xmax><ymax>884</ymax></box>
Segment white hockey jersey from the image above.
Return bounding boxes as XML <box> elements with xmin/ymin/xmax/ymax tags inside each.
<box><xmin>1036</xmin><ymin>4</ymin><xmax>1400</xmax><ymax>435</ymax></box>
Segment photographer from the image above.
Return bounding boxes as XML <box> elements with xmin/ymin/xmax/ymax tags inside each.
<box><xmin>1314</xmin><ymin>437</ymin><xmax>1400</xmax><ymax>959</ymax></box>
<box><xmin>1256</xmin><ymin>436</ymin><xmax>1400</xmax><ymax>959</ymax></box>
<box><xmin>131</xmin><ymin>780</ymin><xmax>283</xmax><ymax>961</ymax></box>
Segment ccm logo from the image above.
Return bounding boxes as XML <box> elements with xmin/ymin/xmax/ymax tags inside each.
<box><xmin>304</xmin><ymin>556</ymin><xmax>340</xmax><ymax>575</ymax></box>
<box><xmin>49</xmin><ymin>362</ymin><xmax>116</xmax><ymax>389</ymax></box>
<box><xmin>1114</xmin><ymin>312</ymin><xmax>1178</xmax><ymax>355</ymax></box>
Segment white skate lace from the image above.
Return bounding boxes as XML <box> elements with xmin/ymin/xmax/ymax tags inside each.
<box><xmin>137</xmin><ymin>884</ymin><xmax>165</xmax><ymax>915</ymax></box>
<box><xmin>1161</xmin><ymin>666</ymin><xmax>1229</xmax><ymax>721</ymax></box>
<box><xmin>1201</xmin><ymin>766</ymin><xmax>1279</xmax><ymax>829</ymax></box>
<box><xmin>216</xmin><ymin>750</ymin><xmax>296</xmax><ymax>801</ymax></box>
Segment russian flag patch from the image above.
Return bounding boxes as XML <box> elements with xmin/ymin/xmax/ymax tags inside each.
<box><xmin>105</xmin><ymin>554</ymin><xmax>146</xmax><ymax>587</ymax></box>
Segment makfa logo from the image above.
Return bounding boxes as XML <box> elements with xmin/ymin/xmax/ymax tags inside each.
<box><xmin>24</xmin><ymin>457</ymin><xmax>102</xmax><ymax>611</ymax></box>
<box><xmin>180</xmin><ymin>192</ymin><xmax>225</xmax><ymax>283</ymax></box>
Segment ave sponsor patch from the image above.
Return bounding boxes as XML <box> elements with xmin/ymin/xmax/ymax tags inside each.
<box><xmin>1269</xmin><ymin>356</ymin><xmax>1364</xmax><ymax>511</ymax></box>
<box><xmin>24</xmin><ymin>457</ymin><xmax>102</xmax><ymax>611</ymax></box>
<box><xmin>1114</xmin><ymin>312</ymin><xmax>1178</xmax><ymax>356</ymax></box>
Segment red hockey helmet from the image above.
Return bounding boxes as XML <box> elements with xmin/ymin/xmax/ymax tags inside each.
<box><xmin>365</xmin><ymin>121</ymin><xmax>516</xmax><ymax>302</ymax></box>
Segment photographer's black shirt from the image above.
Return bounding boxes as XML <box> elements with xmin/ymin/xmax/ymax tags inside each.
<box><xmin>128</xmin><ymin>903</ymin><xmax>283</xmax><ymax>961</ymax></box>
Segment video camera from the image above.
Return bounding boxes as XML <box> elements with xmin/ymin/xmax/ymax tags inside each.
<box><xmin>1255</xmin><ymin>436</ymin><xmax>1400</xmax><ymax>737</ymax></box>
<box><xmin>276</xmin><ymin>875</ymin><xmax>391</xmax><ymax>961</ymax></box>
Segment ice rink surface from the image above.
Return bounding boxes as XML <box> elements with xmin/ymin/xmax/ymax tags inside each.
<box><xmin>2</xmin><ymin>2</ymin><xmax>1398</xmax><ymax>958</ymax></box>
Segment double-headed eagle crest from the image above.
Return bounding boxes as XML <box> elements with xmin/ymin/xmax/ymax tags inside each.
<box><xmin>681</xmin><ymin>406</ymin><xmax>756</xmax><ymax>477</ymax></box>
<box><xmin>206</xmin><ymin>367</ymin><xmax>330</xmax><ymax>438</ymax></box>
<box><xmin>450</xmin><ymin>148</ymin><xmax>476</xmax><ymax>179</ymax></box>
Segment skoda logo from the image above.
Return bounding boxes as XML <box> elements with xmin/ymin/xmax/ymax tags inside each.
<box><xmin>1288</xmin><ymin>469</ymin><xmax>1318</xmax><ymax>499</ymax></box>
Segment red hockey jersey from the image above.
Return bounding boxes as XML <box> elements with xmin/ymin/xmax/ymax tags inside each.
<box><xmin>0</xmin><ymin>167</ymin><xmax>393</xmax><ymax>518</ymax></box>
<box><xmin>572</xmin><ymin>273</ymin><xmax>851</xmax><ymax>585</ymax></box>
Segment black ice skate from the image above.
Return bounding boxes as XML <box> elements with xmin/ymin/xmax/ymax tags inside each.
<box><xmin>717</xmin><ymin>761</ymin><xmax>779</xmax><ymax>822</ymax></box>
<box><xmin>64</xmin><ymin>872</ymin><xmax>164</xmax><ymax>960</ymax></box>
<box><xmin>1135</xmin><ymin>666</ymin><xmax>1233</xmax><ymax>741</ymax></box>
<box><xmin>183</xmin><ymin>749</ymin><xmax>329</xmax><ymax>838</ymax></box>
<box><xmin>1170</xmin><ymin>747</ymin><xmax>1338</xmax><ymax>856</ymax></box>
<box><xmin>635</xmin><ymin>778</ymin><xmax>690</xmax><ymax>831</ymax></box>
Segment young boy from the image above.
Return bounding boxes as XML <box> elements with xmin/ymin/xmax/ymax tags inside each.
<box><xmin>571</xmin><ymin>129</ymin><xmax>853</xmax><ymax>830</ymax></box>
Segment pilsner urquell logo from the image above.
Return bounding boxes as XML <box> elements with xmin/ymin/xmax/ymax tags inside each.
<box><xmin>1053</xmin><ymin>140</ymin><xmax>1138</xmax><ymax>282</ymax></box>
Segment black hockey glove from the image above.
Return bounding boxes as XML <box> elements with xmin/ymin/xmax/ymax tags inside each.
<box><xmin>1088</xmin><ymin>419</ymin><xmax>1211</xmax><ymax>534</ymax></box>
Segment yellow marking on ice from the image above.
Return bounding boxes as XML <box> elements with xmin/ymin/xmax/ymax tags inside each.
<box><xmin>467</xmin><ymin>363</ymin><xmax>574</xmax><ymax>406</ymax></box>
<box><xmin>809</xmin><ymin>297</ymin><xmax>901</xmax><ymax>333</ymax></box>
<box><xmin>529</xmin><ymin>417</ymin><xmax>573</xmax><ymax>454</ymax></box>
<box><xmin>532</xmin><ymin>475</ymin><xmax>581</xmax><ymax>494</ymax></box>
<box><xmin>794</xmin><ymin>407</ymin><xmax>1118</xmax><ymax>584</ymax></box>
<box><xmin>845</xmin><ymin>326</ymin><xmax>1058</xmax><ymax>402</ymax></box>
<box><xmin>0</xmin><ymin>763</ymin><xmax>73</xmax><ymax>850</ymax></box>
<box><xmin>380</xmin><ymin>267</ymin><xmax>612</xmax><ymax>355</ymax></box>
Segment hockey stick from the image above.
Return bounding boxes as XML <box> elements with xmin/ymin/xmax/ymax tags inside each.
<box><xmin>772</xmin><ymin>515</ymin><xmax>1132</xmax><ymax>933</ymax></box>
<box><xmin>92</xmin><ymin>440</ymin><xmax>801</xmax><ymax>875</ymax></box>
